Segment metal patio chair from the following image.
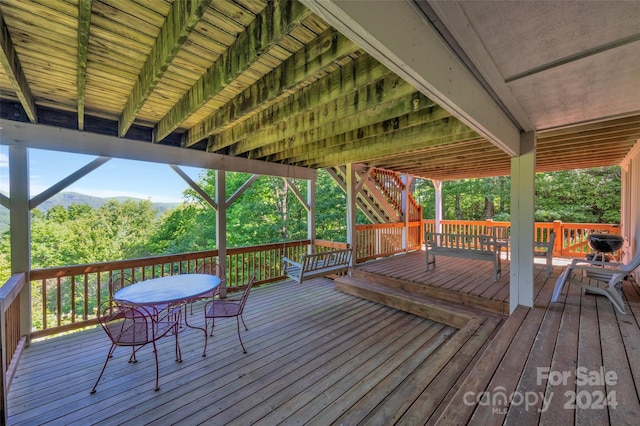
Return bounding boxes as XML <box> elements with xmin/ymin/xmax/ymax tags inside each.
<box><xmin>204</xmin><ymin>272</ymin><xmax>256</xmax><ymax>354</ymax></box>
<box><xmin>187</xmin><ymin>260</ymin><xmax>225</xmax><ymax>315</ymax></box>
<box><xmin>90</xmin><ymin>299</ymin><xmax>182</xmax><ymax>393</ymax></box>
<box><xmin>108</xmin><ymin>271</ymin><xmax>136</xmax><ymax>298</ymax></box>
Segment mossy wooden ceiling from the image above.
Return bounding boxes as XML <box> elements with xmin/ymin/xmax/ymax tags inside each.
<box><xmin>0</xmin><ymin>0</ymin><xmax>638</xmax><ymax>181</ymax></box>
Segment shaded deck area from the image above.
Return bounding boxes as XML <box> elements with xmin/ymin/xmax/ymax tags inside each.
<box><xmin>8</xmin><ymin>252</ymin><xmax>640</xmax><ymax>424</ymax></box>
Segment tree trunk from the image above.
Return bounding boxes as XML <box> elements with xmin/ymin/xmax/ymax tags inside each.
<box><xmin>485</xmin><ymin>197</ymin><xmax>495</xmax><ymax>219</ymax></box>
<box><xmin>455</xmin><ymin>194</ymin><xmax>462</xmax><ymax>220</ymax></box>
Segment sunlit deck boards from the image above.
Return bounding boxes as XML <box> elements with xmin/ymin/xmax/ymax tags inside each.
<box><xmin>8</xmin><ymin>255</ymin><xmax>640</xmax><ymax>425</ymax></box>
<box><xmin>434</xmin><ymin>262</ymin><xmax>640</xmax><ymax>424</ymax></box>
<box><xmin>350</xmin><ymin>250</ymin><xmax>528</xmax><ymax>315</ymax></box>
<box><xmin>7</xmin><ymin>278</ymin><xmax>498</xmax><ymax>425</ymax></box>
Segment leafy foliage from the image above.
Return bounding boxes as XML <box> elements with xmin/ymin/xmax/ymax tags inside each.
<box><xmin>415</xmin><ymin>167</ymin><xmax>620</xmax><ymax>223</ymax></box>
<box><xmin>0</xmin><ymin>166</ymin><xmax>621</xmax><ymax>285</ymax></box>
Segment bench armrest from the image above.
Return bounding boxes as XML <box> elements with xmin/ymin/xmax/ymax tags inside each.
<box><xmin>282</xmin><ymin>256</ymin><xmax>302</xmax><ymax>268</ymax></box>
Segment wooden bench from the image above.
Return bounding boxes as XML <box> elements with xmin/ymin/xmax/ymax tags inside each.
<box><xmin>282</xmin><ymin>248</ymin><xmax>352</xmax><ymax>284</ymax></box>
<box><xmin>534</xmin><ymin>230</ymin><xmax>556</xmax><ymax>277</ymax></box>
<box><xmin>425</xmin><ymin>232</ymin><xmax>502</xmax><ymax>281</ymax></box>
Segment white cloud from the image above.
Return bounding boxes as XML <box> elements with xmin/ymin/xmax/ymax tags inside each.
<box><xmin>0</xmin><ymin>153</ymin><xmax>7</xmax><ymax>168</ymax></box>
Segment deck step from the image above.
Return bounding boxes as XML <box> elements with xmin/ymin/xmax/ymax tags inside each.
<box><xmin>348</xmin><ymin>267</ymin><xmax>508</xmax><ymax>316</ymax></box>
<box><xmin>334</xmin><ymin>275</ymin><xmax>498</xmax><ymax>329</ymax></box>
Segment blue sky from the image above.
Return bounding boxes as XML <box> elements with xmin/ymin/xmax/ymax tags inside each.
<box><xmin>0</xmin><ymin>146</ymin><xmax>204</xmax><ymax>203</ymax></box>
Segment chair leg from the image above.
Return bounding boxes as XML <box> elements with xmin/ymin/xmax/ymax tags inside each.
<box><xmin>552</xmin><ymin>269</ymin><xmax>570</xmax><ymax>302</ymax></box>
<box><xmin>208</xmin><ymin>317</ymin><xmax>216</xmax><ymax>336</ymax></box>
<box><xmin>240</xmin><ymin>313</ymin><xmax>248</xmax><ymax>331</ymax></box>
<box><xmin>236</xmin><ymin>317</ymin><xmax>247</xmax><ymax>354</ymax></box>
<box><xmin>90</xmin><ymin>344</ymin><xmax>116</xmax><ymax>394</ymax></box>
<box><xmin>152</xmin><ymin>340</ymin><xmax>160</xmax><ymax>391</ymax></box>
<box><xmin>583</xmin><ymin>283</ymin><xmax>627</xmax><ymax>314</ymax></box>
<box><xmin>174</xmin><ymin>323</ymin><xmax>183</xmax><ymax>363</ymax></box>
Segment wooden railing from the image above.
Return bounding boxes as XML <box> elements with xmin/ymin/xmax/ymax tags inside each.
<box><xmin>354</xmin><ymin>221</ymin><xmax>423</xmax><ymax>262</ymax></box>
<box><xmin>371</xmin><ymin>169</ymin><xmax>403</xmax><ymax>212</ymax></box>
<box><xmin>27</xmin><ymin>239</ymin><xmax>337</xmax><ymax>338</ymax></box>
<box><xmin>0</xmin><ymin>272</ymin><xmax>27</xmax><ymax>421</ymax></box>
<box><xmin>370</xmin><ymin>168</ymin><xmax>422</xmax><ymax>222</ymax></box>
<box><xmin>423</xmin><ymin>219</ymin><xmax>623</xmax><ymax>259</ymax></box>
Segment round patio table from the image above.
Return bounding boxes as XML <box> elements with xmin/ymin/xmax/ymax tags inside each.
<box><xmin>114</xmin><ymin>273</ymin><xmax>220</xmax><ymax>357</ymax></box>
<box><xmin>113</xmin><ymin>273</ymin><xmax>220</xmax><ymax>305</ymax></box>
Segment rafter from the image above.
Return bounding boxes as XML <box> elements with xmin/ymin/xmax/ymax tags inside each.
<box><xmin>185</xmin><ymin>28</ymin><xmax>358</xmax><ymax>148</ymax></box>
<box><xmin>76</xmin><ymin>0</ymin><xmax>92</xmax><ymax>131</ymax></box>
<box><xmin>217</xmin><ymin>56</ymin><xmax>437</xmax><ymax>158</ymax></box>
<box><xmin>377</xmin><ymin>141</ymin><xmax>501</xmax><ymax>169</ymax></box>
<box><xmin>212</xmin><ymin>54</ymin><xmax>394</xmax><ymax>152</ymax></box>
<box><xmin>306</xmin><ymin>117</ymin><xmax>479</xmax><ymax>168</ymax></box>
<box><xmin>154</xmin><ymin>0</ymin><xmax>312</xmax><ymax>142</ymax></box>
<box><xmin>118</xmin><ymin>0</ymin><xmax>211</xmax><ymax>137</ymax></box>
<box><xmin>0</xmin><ymin>10</ymin><xmax>36</xmax><ymax>123</ymax></box>
<box><xmin>249</xmin><ymin>92</ymin><xmax>434</xmax><ymax>160</ymax></box>
<box><xmin>265</xmin><ymin>106</ymin><xmax>457</xmax><ymax>164</ymax></box>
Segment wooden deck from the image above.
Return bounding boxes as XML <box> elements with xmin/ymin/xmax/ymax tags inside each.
<box><xmin>7</xmin><ymin>252</ymin><xmax>640</xmax><ymax>425</ymax></box>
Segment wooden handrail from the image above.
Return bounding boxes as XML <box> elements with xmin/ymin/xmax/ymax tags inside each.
<box><xmin>421</xmin><ymin>219</ymin><xmax>623</xmax><ymax>259</ymax></box>
<box><xmin>28</xmin><ymin>240</ymin><xmax>314</xmax><ymax>338</ymax></box>
<box><xmin>0</xmin><ymin>272</ymin><xmax>27</xmax><ymax>423</ymax></box>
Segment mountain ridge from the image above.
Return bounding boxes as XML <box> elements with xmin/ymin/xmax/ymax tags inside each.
<box><xmin>0</xmin><ymin>192</ymin><xmax>180</xmax><ymax>234</ymax></box>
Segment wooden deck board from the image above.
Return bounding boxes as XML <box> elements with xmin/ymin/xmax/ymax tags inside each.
<box><xmin>397</xmin><ymin>317</ymin><xmax>503</xmax><ymax>424</ymax></box>
<box><xmin>7</xmin><ymin>252</ymin><xmax>640</xmax><ymax>425</ymax></box>
<box><xmin>353</xmin><ymin>250</ymin><xmax>509</xmax><ymax>314</ymax></box>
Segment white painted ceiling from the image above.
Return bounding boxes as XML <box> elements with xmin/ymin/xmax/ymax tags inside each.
<box><xmin>423</xmin><ymin>0</ymin><xmax>640</xmax><ymax>132</ymax></box>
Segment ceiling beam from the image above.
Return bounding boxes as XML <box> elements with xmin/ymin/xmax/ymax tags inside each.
<box><xmin>154</xmin><ymin>0</ymin><xmax>313</xmax><ymax>142</ymax></box>
<box><xmin>186</xmin><ymin>28</ymin><xmax>358</xmax><ymax>148</ymax></box>
<box><xmin>253</xmin><ymin>93</ymin><xmax>435</xmax><ymax>160</ymax></box>
<box><xmin>269</xmin><ymin>105</ymin><xmax>454</xmax><ymax>164</ymax></box>
<box><xmin>0</xmin><ymin>10</ymin><xmax>37</xmax><ymax>123</ymax></box>
<box><xmin>76</xmin><ymin>0</ymin><xmax>92</xmax><ymax>131</ymax></box>
<box><xmin>226</xmin><ymin>69</ymin><xmax>436</xmax><ymax>158</ymax></box>
<box><xmin>301</xmin><ymin>0</ymin><xmax>521</xmax><ymax>156</ymax></box>
<box><xmin>212</xmin><ymin>55</ymin><xmax>403</xmax><ymax>152</ymax></box>
<box><xmin>0</xmin><ymin>118</ymin><xmax>316</xmax><ymax>180</ymax></box>
<box><xmin>118</xmin><ymin>0</ymin><xmax>211</xmax><ymax>137</ymax></box>
<box><xmin>306</xmin><ymin>117</ymin><xmax>478</xmax><ymax>168</ymax></box>
<box><xmin>267</xmin><ymin>105</ymin><xmax>465</xmax><ymax>165</ymax></box>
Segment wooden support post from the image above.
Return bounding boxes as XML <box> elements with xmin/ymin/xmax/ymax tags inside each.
<box><xmin>432</xmin><ymin>179</ymin><xmax>443</xmax><ymax>233</ymax></box>
<box><xmin>8</xmin><ymin>147</ymin><xmax>31</xmax><ymax>345</ymax></box>
<box><xmin>308</xmin><ymin>179</ymin><xmax>316</xmax><ymax>254</ymax></box>
<box><xmin>215</xmin><ymin>170</ymin><xmax>227</xmax><ymax>298</ymax></box>
<box><xmin>346</xmin><ymin>164</ymin><xmax>357</xmax><ymax>265</ymax></box>
<box><xmin>401</xmin><ymin>174</ymin><xmax>411</xmax><ymax>251</ymax></box>
<box><xmin>553</xmin><ymin>220</ymin><xmax>563</xmax><ymax>257</ymax></box>
<box><xmin>510</xmin><ymin>131</ymin><xmax>536</xmax><ymax>313</ymax></box>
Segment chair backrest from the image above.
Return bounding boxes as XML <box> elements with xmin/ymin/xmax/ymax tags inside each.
<box><xmin>238</xmin><ymin>273</ymin><xmax>256</xmax><ymax>314</ymax></box>
<box><xmin>97</xmin><ymin>299</ymin><xmax>154</xmax><ymax>346</ymax></box>
<box><xmin>108</xmin><ymin>272</ymin><xmax>136</xmax><ymax>298</ymax></box>
<box><xmin>621</xmin><ymin>248</ymin><xmax>640</xmax><ymax>273</ymax></box>
<box><xmin>195</xmin><ymin>260</ymin><xmax>226</xmax><ymax>284</ymax></box>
